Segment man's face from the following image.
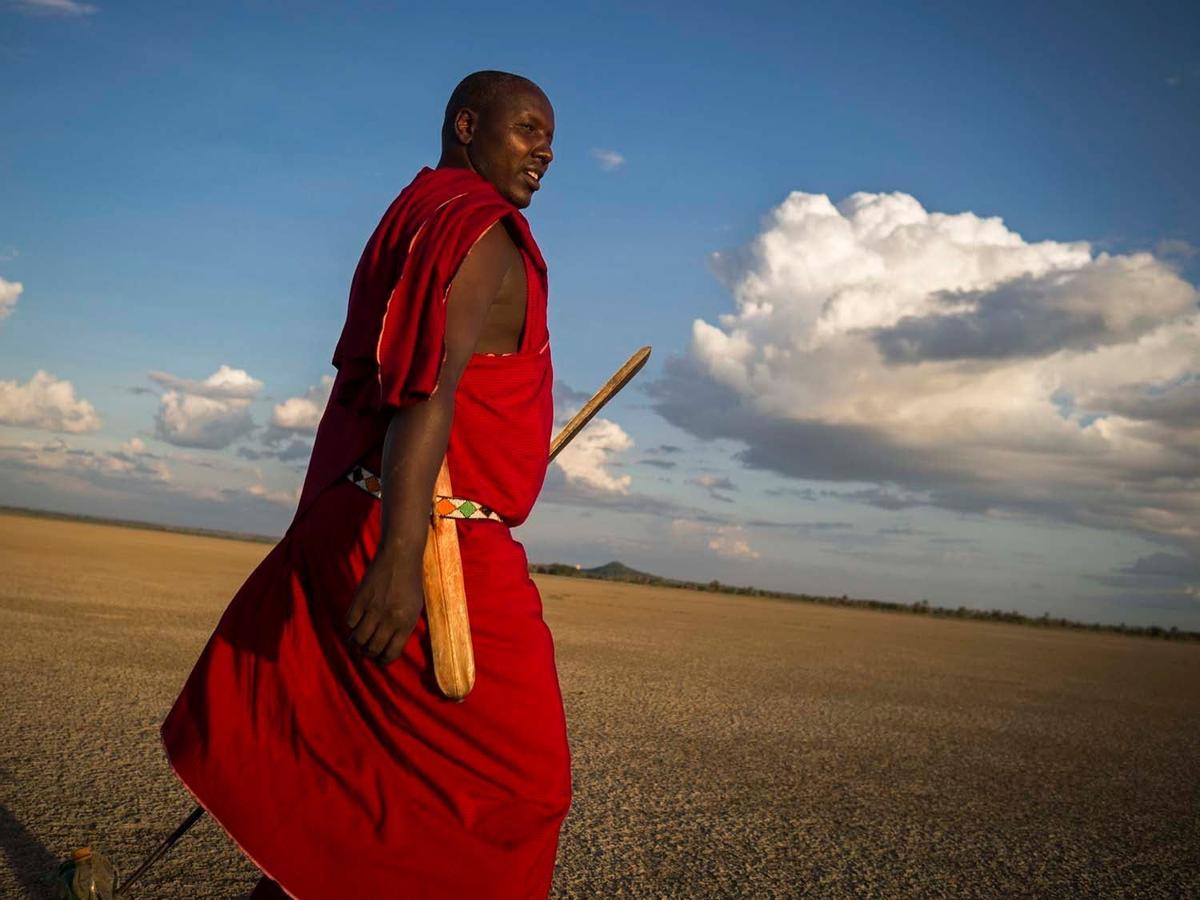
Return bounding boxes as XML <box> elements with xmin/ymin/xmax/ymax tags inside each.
<box><xmin>461</xmin><ymin>88</ymin><xmax>555</xmax><ymax>209</ymax></box>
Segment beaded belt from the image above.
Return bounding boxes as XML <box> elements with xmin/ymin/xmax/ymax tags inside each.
<box><xmin>345</xmin><ymin>464</ymin><xmax>505</xmax><ymax>523</ymax></box>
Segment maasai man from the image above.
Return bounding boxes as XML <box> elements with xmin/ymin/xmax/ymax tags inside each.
<box><xmin>161</xmin><ymin>71</ymin><xmax>570</xmax><ymax>899</ymax></box>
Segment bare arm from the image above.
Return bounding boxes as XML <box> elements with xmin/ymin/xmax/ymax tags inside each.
<box><xmin>345</xmin><ymin>221</ymin><xmax>521</xmax><ymax>664</ymax></box>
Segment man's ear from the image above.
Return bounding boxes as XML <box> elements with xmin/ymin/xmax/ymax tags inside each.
<box><xmin>454</xmin><ymin>108</ymin><xmax>478</xmax><ymax>145</ymax></box>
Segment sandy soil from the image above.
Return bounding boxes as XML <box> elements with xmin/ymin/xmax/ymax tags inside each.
<box><xmin>1</xmin><ymin>510</ymin><xmax>1198</xmax><ymax>898</ymax></box>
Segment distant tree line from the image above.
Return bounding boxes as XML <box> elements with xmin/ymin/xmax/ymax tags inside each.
<box><xmin>528</xmin><ymin>562</ymin><xmax>1200</xmax><ymax>642</ymax></box>
<box><xmin>7</xmin><ymin>505</ymin><xmax>1192</xmax><ymax>642</ymax></box>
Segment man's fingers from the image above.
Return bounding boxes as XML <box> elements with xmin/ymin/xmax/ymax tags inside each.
<box><xmin>350</xmin><ymin>611</ymin><xmax>380</xmax><ymax>651</ymax></box>
<box><xmin>366</xmin><ymin>622</ymin><xmax>393</xmax><ymax>658</ymax></box>
<box><xmin>345</xmin><ymin>574</ymin><xmax>418</xmax><ymax>663</ymax></box>
<box><xmin>345</xmin><ymin>592</ymin><xmax>367</xmax><ymax>631</ymax></box>
<box><xmin>378</xmin><ymin>628</ymin><xmax>411</xmax><ymax>667</ymax></box>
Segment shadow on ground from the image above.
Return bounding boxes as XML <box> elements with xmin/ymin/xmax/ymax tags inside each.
<box><xmin>1</xmin><ymin>800</ymin><xmax>60</xmax><ymax>900</ymax></box>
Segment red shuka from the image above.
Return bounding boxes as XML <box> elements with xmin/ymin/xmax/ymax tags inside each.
<box><xmin>161</xmin><ymin>167</ymin><xmax>571</xmax><ymax>899</ymax></box>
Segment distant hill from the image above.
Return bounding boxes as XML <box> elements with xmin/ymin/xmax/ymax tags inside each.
<box><xmin>582</xmin><ymin>561</ymin><xmax>664</xmax><ymax>583</ymax></box>
<box><xmin>530</xmin><ymin>560</ymin><xmax>668</xmax><ymax>584</ymax></box>
<box><xmin>528</xmin><ymin>559</ymin><xmax>1200</xmax><ymax>643</ymax></box>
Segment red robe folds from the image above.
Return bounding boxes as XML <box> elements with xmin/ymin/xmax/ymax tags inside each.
<box><xmin>161</xmin><ymin>167</ymin><xmax>571</xmax><ymax>899</ymax></box>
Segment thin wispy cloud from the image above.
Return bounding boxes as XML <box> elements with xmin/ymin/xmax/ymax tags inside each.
<box><xmin>1155</xmin><ymin>239</ymin><xmax>1197</xmax><ymax>261</ymax></box>
<box><xmin>688</xmin><ymin>473</ymin><xmax>737</xmax><ymax>503</ymax></box>
<box><xmin>0</xmin><ymin>435</ymin><xmax>169</xmax><ymax>490</ymax></box>
<box><xmin>0</xmin><ymin>433</ymin><xmax>300</xmax><ymax>538</ymax></box>
<box><xmin>552</xmin><ymin>379</ymin><xmax>590</xmax><ymax>406</ymax></box>
<box><xmin>1164</xmin><ymin>61</ymin><xmax>1200</xmax><ymax>88</ymax></box>
<box><xmin>590</xmin><ymin>148</ymin><xmax>625</xmax><ymax>172</ymax></box>
<box><xmin>242</xmin><ymin>481</ymin><xmax>299</xmax><ymax>507</ymax></box>
<box><xmin>148</xmin><ymin>365</ymin><xmax>263</xmax><ymax>400</ymax></box>
<box><xmin>1090</xmin><ymin>551</ymin><xmax>1200</xmax><ymax>615</ymax></box>
<box><xmin>638</xmin><ymin>458</ymin><xmax>677</xmax><ymax>470</ymax></box>
<box><xmin>9</xmin><ymin>0</ymin><xmax>98</xmax><ymax>15</ymax></box>
<box><xmin>237</xmin><ymin>440</ymin><xmax>312</xmax><ymax>465</ymax></box>
<box><xmin>539</xmin><ymin>466</ymin><xmax>727</xmax><ymax>525</ymax></box>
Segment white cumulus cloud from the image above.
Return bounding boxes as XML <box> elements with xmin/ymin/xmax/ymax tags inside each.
<box><xmin>150</xmin><ymin>365</ymin><xmax>261</xmax><ymax>450</ymax></box>
<box><xmin>270</xmin><ymin>375</ymin><xmax>333</xmax><ymax>434</ymax></box>
<box><xmin>155</xmin><ymin>392</ymin><xmax>254</xmax><ymax>450</ymax></box>
<box><xmin>553</xmin><ymin>416</ymin><xmax>633</xmax><ymax>494</ymax></box>
<box><xmin>707</xmin><ymin>532</ymin><xmax>760</xmax><ymax>560</ymax></box>
<box><xmin>0</xmin><ymin>277</ymin><xmax>21</xmax><ymax>322</ymax></box>
<box><xmin>0</xmin><ymin>370</ymin><xmax>101</xmax><ymax>433</ymax></box>
<box><xmin>651</xmin><ymin>189</ymin><xmax>1200</xmax><ymax>554</ymax></box>
<box><xmin>671</xmin><ymin>519</ymin><xmax>760</xmax><ymax>560</ymax></box>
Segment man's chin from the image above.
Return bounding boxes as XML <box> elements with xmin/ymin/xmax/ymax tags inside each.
<box><xmin>492</xmin><ymin>180</ymin><xmax>533</xmax><ymax>209</ymax></box>
<box><xmin>506</xmin><ymin>188</ymin><xmax>533</xmax><ymax>209</ymax></box>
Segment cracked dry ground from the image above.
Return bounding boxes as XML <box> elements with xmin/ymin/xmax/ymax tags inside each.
<box><xmin>1</xmin><ymin>511</ymin><xmax>1198</xmax><ymax>898</ymax></box>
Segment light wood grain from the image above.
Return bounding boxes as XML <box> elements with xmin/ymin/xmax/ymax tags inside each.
<box><xmin>422</xmin><ymin>458</ymin><xmax>475</xmax><ymax>701</ymax></box>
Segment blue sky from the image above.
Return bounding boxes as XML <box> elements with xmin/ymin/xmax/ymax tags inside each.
<box><xmin>2</xmin><ymin>0</ymin><xmax>1199</xmax><ymax>628</ymax></box>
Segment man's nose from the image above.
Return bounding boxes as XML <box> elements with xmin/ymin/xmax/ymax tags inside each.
<box><xmin>534</xmin><ymin>144</ymin><xmax>553</xmax><ymax>165</ymax></box>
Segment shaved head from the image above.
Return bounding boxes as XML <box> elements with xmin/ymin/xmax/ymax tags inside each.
<box><xmin>441</xmin><ymin>70</ymin><xmax>542</xmax><ymax>146</ymax></box>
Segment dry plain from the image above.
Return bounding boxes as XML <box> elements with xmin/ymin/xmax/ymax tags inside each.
<box><xmin>1</xmin><ymin>510</ymin><xmax>1198</xmax><ymax>898</ymax></box>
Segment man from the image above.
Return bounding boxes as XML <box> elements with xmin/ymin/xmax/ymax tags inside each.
<box><xmin>161</xmin><ymin>71</ymin><xmax>571</xmax><ymax>899</ymax></box>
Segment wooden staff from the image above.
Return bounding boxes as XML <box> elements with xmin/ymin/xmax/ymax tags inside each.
<box><xmin>424</xmin><ymin>345</ymin><xmax>652</xmax><ymax>700</ymax></box>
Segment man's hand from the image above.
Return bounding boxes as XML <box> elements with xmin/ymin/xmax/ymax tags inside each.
<box><xmin>345</xmin><ymin>542</ymin><xmax>426</xmax><ymax>665</ymax></box>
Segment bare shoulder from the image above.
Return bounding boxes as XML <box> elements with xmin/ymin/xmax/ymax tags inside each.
<box><xmin>442</xmin><ymin>218</ymin><xmax>524</xmax><ymax>364</ymax></box>
<box><xmin>457</xmin><ymin>218</ymin><xmax>521</xmax><ymax>285</ymax></box>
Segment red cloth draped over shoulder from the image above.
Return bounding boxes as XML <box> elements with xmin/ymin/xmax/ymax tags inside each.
<box><xmin>294</xmin><ymin>165</ymin><xmax>546</xmax><ymax>525</ymax></box>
